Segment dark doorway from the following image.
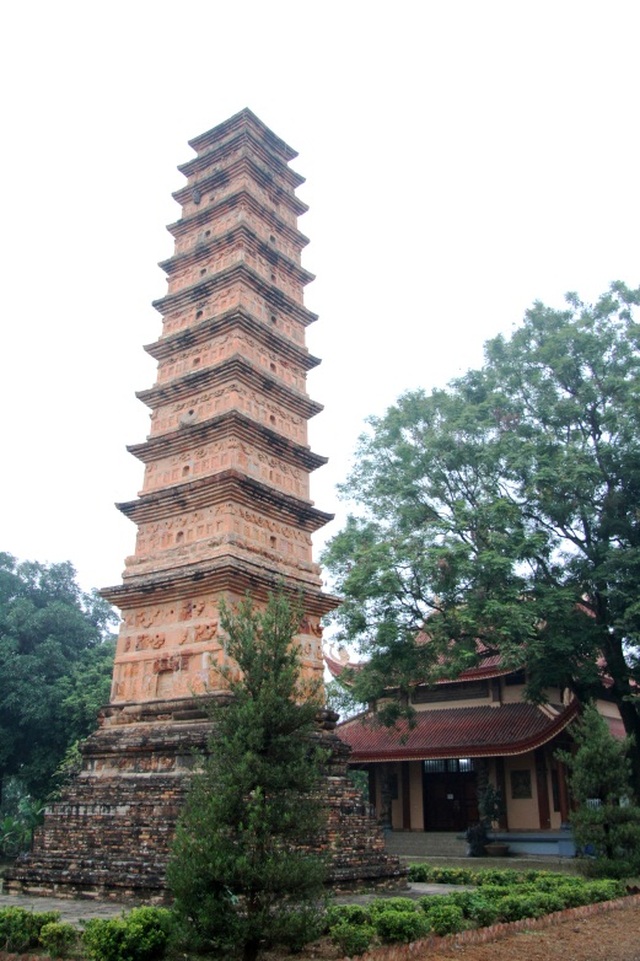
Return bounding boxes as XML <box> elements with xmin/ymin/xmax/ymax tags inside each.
<box><xmin>423</xmin><ymin>758</ymin><xmax>479</xmax><ymax>831</ymax></box>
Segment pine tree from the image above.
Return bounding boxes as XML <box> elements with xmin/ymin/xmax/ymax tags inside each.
<box><xmin>558</xmin><ymin>703</ymin><xmax>640</xmax><ymax>868</ymax></box>
<box><xmin>167</xmin><ymin>592</ymin><xmax>327</xmax><ymax>961</ymax></box>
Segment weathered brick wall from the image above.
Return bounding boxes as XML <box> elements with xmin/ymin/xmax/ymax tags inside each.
<box><xmin>7</xmin><ymin>708</ymin><xmax>404</xmax><ymax>899</ymax></box>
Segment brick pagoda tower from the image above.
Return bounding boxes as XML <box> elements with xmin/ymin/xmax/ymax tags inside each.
<box><xmin>104</xmin><ymin>109</ymin><xmax>333</xmax><ymax>706</ymax></box>
<box><xmin>8</xmin><ymin>110</ymin><xmax>403</xmax><ymax>898</ymax></box>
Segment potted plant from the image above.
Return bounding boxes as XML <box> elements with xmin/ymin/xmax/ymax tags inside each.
<box><xmin>478</xmin><ymin>783</ymin><xmax>509</xmax><ymax>856</ymax></box>
<box><xmin>465</xmin><ymin>820</ymin><xmax>489</xmax><ymax>857</ymax></box>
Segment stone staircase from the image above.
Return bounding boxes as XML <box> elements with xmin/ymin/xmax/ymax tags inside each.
<box><xmin>385</xmin><ymin>831</ymin><xmax>467</xmax><ymax>860</ymax></box>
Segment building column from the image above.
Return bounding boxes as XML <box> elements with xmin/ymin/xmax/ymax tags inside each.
<box><xmin>556</xmin><ymin>759</ymin><xmax>571</xmax><ymax>827</ymax></box>
<box><xmin>379</xmin><ymin>764</ymin><xmax>394</xmax><ymax>832</ymax></box>
<box><xmin>495</xmin><ymin>757</ymin><xmax>509</xmax><ymax>830</ymax></box>
<box><xmin>535</xmin><ymin>748</ymin><xmax>551</xmax><ymax>829</ymax></box>
<box><xmin>401</xmin><ymin>762</ymin><xmax>411</xmax><ymax>830</ymax></box>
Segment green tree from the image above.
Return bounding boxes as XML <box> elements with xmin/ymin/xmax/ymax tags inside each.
<box><xmin>167</xmin><ymin>592</ymin><xmax>327</xmax><ymax>961</ymax></box>
<box><xmin>323</xmin><ymin>282</ymin><xmax>640</xmax><ymax>789</ymax></box>
<box><xmin>558</xmin><ymin>703</ymin><xmax>640</xmax><ymax>866</ymax></box>
<box><xmin>0</xmin><ymin>553</ymin><xmax>117</xmax><ymax>801</ymax></box>
<box><xmin>559</xmin><ymin>703</ymin><xmax>633</xmax><ymax>806</ymax></box>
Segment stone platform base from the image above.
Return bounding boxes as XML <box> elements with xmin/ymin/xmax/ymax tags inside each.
<box><xmin>6</xmin><ymin>699</ymin><xmax>404</xmax><ymax>899</ymax></box>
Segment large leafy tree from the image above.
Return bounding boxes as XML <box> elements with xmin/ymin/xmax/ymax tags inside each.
<box><xmin>0</xmin><ymin>553</ymin><xmax>117</xmax><ymax>800</ymax></box>
<box><xmin>323</xmin><ymin>282</ymin><xmax>640</xmax><ymax>787</ymax></box>
<box><xmin>167</xmin><ymin>593</ymin><xmax>327</xmax><ymax>961</ymax></box>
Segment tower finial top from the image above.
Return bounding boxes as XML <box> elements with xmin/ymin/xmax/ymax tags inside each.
<box><xmin>187</xmin><ymin>108</ymin><xmax>298</xmax><ymax>162</ymax></box>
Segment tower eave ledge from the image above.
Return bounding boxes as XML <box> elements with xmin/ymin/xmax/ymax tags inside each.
<box><xmin>126</xmin><ymin>412</ymin><xmax>328</xmax><ymax>471</ymax></box>
<box><xmin>151</xmin><ymin>263</ymin><xmax>319</xmax><ymax>325</ymax></box>
<box><xmin>177</xmin><ymin>130</ymin><xmax>305</xmax><ymax>188</ymax></box>
<box><xmin>171</xmin><ymin>155</ymin><xmax>308</xmax><ymax>216</ymax></box>
<box><xmin>115</xmin><ymin>469</ymin><xmax>334</xmax><ymax>531</ymax></box>
<box><xmin>134</xmin><ymin>358</ymin><xmax>324</xmax><ymax>420</ymax></box>
<box><xmin>143</xmin><ymin>308</ymin><xmax>321</xmax><ymax>371</ymax></box>
<box><xmin>165</xmin><ymin>191</ymin><xmax>311</xmax><ymax>248</ymax></box>
<box><xmin>100</xmin><ymin>556</ymin><xmax>340</xmax><ymax>617</ymax></box>
<box><xmin>157</xmin><ymin>227</ymin><xmax>316</xmax><ymax>287</ymax></box>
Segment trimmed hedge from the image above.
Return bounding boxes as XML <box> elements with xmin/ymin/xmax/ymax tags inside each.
<box><xmin>82</xmin><ymin>907</ymin><xmax>173</xmax><ymax>961</ymax></box>
<box><xmin>39</xmin><ymin>921</ymin><xmax>79</xmax><ymax>958</ymax></box>
<box><xmin>325</xmin><ymin>866</ymin><xmax>627</xmax><ymax>951</ymax></box>
<box><xmin>0</xmin><ymin>907</ymin><xmax>61</xmax><ymax>953</ymax></box>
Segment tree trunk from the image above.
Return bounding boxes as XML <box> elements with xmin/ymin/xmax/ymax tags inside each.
<box><xmin>600</xmin><ymin>627</ymin><xmax>640</xmax><ymax>799</ymax></box>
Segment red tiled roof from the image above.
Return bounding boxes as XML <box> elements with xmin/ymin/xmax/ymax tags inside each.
<box><xmin>324</xmin><ymin>650</ymin><xmax>511</xmax><ymax>685</ymax></box>
<box><xmin>337</xmin><ymin>700</ymin><xmax>579</xmax><ymax>763</ymax></box>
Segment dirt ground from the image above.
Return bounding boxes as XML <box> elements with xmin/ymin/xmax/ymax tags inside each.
<box><xmin>416</xmin><ymin>901</ymin><xmax>640</xmax><ymax>961</ymax></box>
<box><xmin>261</xmin><ymin>897</ymin><xmax>640</xmax><ymax>961</ymax></box>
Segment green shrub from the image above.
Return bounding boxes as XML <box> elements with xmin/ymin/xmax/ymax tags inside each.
<box><xmin>572</xmin><ymin>803</ymin><xmax>640</xmax><ymax>862</ymax></box>
<box><xmin>423</xmin><ymin>902</ymin><xmax>466</xmax><ymax>936</ymax></box>
<box><xmin>271</xmin><ymin>905</ymin><xmax>325</xmax><ymax>953</ymax></box>
<box><xmin>325</xmin><ymin>903</ymin><xmax>371</xmax><ymax>928</ymax></box>
<box><xmin>441</xmin><ymin>890</ymin><xmax>480</xmax><ymax>917</ymax></box>
<box><xmin>579</xmin><ymin>857</ymin><xmax>637</xmax><ymax>879</ymax></box>
<box><xmin>83</xmin><ymin>918</ymin><xmax>129</xmax><ymax>961</ymax></box>
<box><xmin>544</xmin><ymin>880</ymin><xmax>590</xmax><ymax>908</ymax></box>
<box><xmin>582</xmin><ymin>879</ymin><xmax>625</xmax><ymax>902</ymax></box>
<box><xmin>475</xmin><ymin>868</ymin><xmax>520</xmax><ymax>886</ymax></box>
<box><xmin>404</xmin><ymin>863</ymin><xmax>624</xmax><ymax>938</ymax></box>
<box><xmin>520</xmin><ymin>869</ymin><xmax>560</xmax><ymax>884</ymax></box>
<box><xmin>495</xmin><ymin>892</ymin><xmax>564</xmax><ymax>922</ymax></box>
<box><xmin>408</xmin><ymin>863</ymin><xmax>432</xmax><ymax>883</ymax></box>
<box><xmin>0</xmin><ymin>907</ymin><xmax>61</xmax><ymax>952</ymax></box>
<box><xmin>526</xmin><ymin>873</ymin><xmax>580</xmax><ymax>892</ymax></box>
<box><xmin>368</xmin><ymin>896</ymin><xmax>419</xmax><ymax>917</ymax></box>
<box><xmin>39</xmin><ymin>921</ymin><xmax>79</xmax><ymax>958</ymax></box>
<box><xmin>82</xmin><ymin>907</ymin><xmax>173</xmax><ymax>961</ymax></box>
<box><xmin>330</xmin><ymin>920</ymin><xmax>376</xmax><ymax>956</ymax></box>
<box><xmin>430</xmin><ymin>889</ymin><xmax>500</xmax><ymax>927</ymax></box>
<box><xmin>408</xmin><ymin>864</ymin><xmax>475</xmax><ymax>885</ymax></box>
<box><xmin>467</xmin><ymin>896</ymin><xmax>499</xmax><ymax>928</ymax></box>
<box><xmin>373</xmin><ymin>909</ymin><xmax>430</xmax><ymax>943</ymax></box>
<box><xmin>494</xmin><ymin>894</ymin><xmax>532</xmax><ymax>923</ymax></box>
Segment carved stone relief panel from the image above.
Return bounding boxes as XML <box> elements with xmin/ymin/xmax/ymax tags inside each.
<box><xmin>125</xmin><ymin>501</ymin><xmax>315</xmax><ymax>578</ymax></box>
<box><xmin>150</xmin><ymin>383</ymin><xmax>306</xmax><ymax>445</ymax></box>
<box><xmin>141</xmin><ymin>441</ymin><xmax>309</xmax><ymax>499</ymax></box>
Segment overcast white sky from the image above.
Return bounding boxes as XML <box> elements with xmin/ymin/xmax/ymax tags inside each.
<box><xmin>1</xmin><ymin>0</ymin><xmax>638</xmax><ymax>596</ymax></box>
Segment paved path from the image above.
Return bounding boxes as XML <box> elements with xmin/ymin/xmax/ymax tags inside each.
<box><xmin>0</xmin><ymin>891</ymin><xmax>134</xmax><ymax>925</ymax></box>
<box><xmin>0</xmin><ymin>882</ymin><xmax>465</xmax><ymax>927</ymax></box>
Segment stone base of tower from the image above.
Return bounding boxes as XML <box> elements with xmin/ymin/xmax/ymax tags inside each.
<box><xmin>5</xmin><ymin>702</ymin><xmax>405</xmax><ymax>900</ymax></box>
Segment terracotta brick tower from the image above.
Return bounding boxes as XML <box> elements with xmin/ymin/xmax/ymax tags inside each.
<box><xmin>102</xmin><ymin>108</ymin><xmax>334</xmax><ymax>710</ymax></box>
<box><xmin>8</xmin><ymin>110</ymin><xmax>403</xmax><ymax>897</ymax></box>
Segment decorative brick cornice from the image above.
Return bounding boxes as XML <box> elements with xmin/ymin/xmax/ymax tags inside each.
<box><xmin>101</xmin><ymin>555</ymin><xmax>339</xmax><ymax>616</ymax></box>
<box><xmin>158</xmin><ymin>223</ymin><xmax>315</xmax><ymax>289</ymax></box>
<box><xmin>116</xmin><ymin>468</ymin><xmax>333</xmax><ymax>531</ymax></box>
<box><xmin>166</xmin><ymin>188</ymin><xmax>310</xmax><ymax>249</ymax></box>
<box><xmin>136</xmin><ymin>354</ymin><xmax>322</xmax><ymax>421</ymax></box>
<box><xmin>144</xmin><ymin>306</ymin><xmax>320</xmax><ymax>370</ymax></box>
<box><xmin>152</xmin><ymin>261</ymin><xmax>318</xmax><ymax>326</ymax></box>
<box><xmin>179</xmin><ymin>124</ymin><xmax>304</xmax><ymax>189</ymax></box>
<box><xmin>172</xmin><ymin>154</ymin><xmax>308</xmax><ymax>217</ymax></box>
<box><xmin>127</xmin><ymin>410</ymin><xmax>327</xmax><ymax>471</ymax></box>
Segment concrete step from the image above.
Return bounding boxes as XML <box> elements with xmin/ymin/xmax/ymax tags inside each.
<box><xmin>385</xmin><ymin>831</ymin><xmax>467</xmax><ymax>859</ymax></box>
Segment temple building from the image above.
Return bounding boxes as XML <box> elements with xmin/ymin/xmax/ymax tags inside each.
<box><xmin>326</xmin><ymin>648</ymin><xmax>625</xmax><ymax>855</ymax></box>
<box><xmin>7</xmin><ymin>109</ymin><xmax>402</xmax><ymax>897</ymax></box>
